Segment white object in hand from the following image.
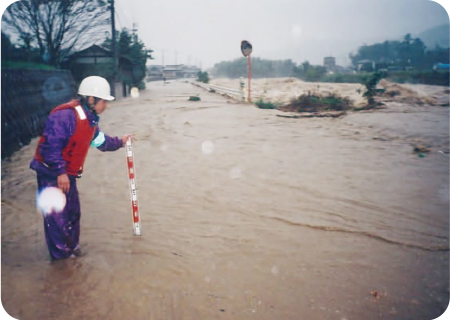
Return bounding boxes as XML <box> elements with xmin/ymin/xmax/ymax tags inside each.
<box><xmin>37</xmin><ymin>187</ymin><xmax>66</xmax><ymax>215</ymax></box>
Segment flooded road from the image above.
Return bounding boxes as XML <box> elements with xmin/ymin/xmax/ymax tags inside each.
<box><xmin>2</xmin><ymin>79</ymin><xmax>449</xmax><ymax>319</ymax></box>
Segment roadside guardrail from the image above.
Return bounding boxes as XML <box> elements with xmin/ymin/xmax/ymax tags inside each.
<box><xmin>192</xmin><ymin>81</ymin><xmax>260</xmax><ymax>102</ymax></box>
<box><xmin>207</xmin><ymin>84</ymin><xmax>244</xmax><ymax>101</ymax></box>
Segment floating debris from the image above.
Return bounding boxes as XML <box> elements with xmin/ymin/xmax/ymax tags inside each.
<box><xmin>413</xmin><ymin>144</ymin><xmax>431</xmax><ymax>154</ymax></box>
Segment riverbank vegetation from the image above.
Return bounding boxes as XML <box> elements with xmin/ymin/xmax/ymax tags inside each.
<box><xmin>256</xmin><ymin>73</ymin><xmax>386</xmax><ymax>113</ymax></box>
<box><xmin>254</xmin><ymin>99</ymin><xmax>279</xmax><ymax>109</ymax></box>
<box><xmin>257</xmin><ymin>92</ymin><xmax>354</xmax><ymax>113</ymax></box>
<box><xmin>281</xmin><ymin>92</ymin><xmax>353</xmax><ymax>113</ymax></box>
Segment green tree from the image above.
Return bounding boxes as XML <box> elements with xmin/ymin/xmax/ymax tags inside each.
<box><xmin>358</xmin><ymin>72</ymin><xmax>386</xmax><ymax>106</ymax></box>
<box><xmin>197</xmin><ymin>71</ymin><xmax>210</xmax><ymax>83</ymax></box>
<box><xmin>410</xmin><ymin>38</ymin><xmax>426</xmax><ymax>69</ymax></box>
<box><xmin>349</xmin><ymin>34</ymin><xmax>432</xmax><ymax>70</ymax></box>
<box><xmin>301</xmin><ymin>61</ymin><xmax>311</xmax><ymax>73</ymax></box>
<box><xmin>399</xmin><ymin>33</ymin><xmax>413</xmax><ymax>67</ymax></box>
<box><xmin>103</xmin><ymin>28</ymin><xmax>153</xmax><ymax>86</ymax></box>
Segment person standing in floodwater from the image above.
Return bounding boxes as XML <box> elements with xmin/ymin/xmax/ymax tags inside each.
<box><xmin>30</xmin><ymin>76</ymin><xmax>129</xmax><ymax>260</ymax></box>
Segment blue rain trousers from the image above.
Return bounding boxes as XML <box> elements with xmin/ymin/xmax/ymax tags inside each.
<box><xmin>37</xmin><ymin>174</ymin><xmax>80</xmax><ymax>260</ymax></box>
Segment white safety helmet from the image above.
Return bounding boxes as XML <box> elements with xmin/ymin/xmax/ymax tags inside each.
<box><xmin>78</xmin><ymin>76</ymin><xmax>114</xmax><ymax>101</ymax></box>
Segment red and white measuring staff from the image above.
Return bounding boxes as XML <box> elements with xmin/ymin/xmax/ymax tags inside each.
<box><xmin>125</xmin><ymin>135</ymin><xmax>141</xmax><ymax>235</ymax></box>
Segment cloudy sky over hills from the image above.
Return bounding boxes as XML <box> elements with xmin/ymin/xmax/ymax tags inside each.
<box><xmin>114</xmin><ymin>0</ymin><xmax>449</xmax><ymax>68</ymax></box>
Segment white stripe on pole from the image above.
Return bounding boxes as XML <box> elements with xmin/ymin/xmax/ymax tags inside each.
<box><xmin>125</xmin><ymin>136</ymin><xmax>141</xmax><ymax>235</ymax></box>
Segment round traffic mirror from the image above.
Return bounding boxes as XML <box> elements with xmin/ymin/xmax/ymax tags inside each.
<box><xmin>241</xmin><ymin>40</ymin><xmax>252</xmax><ymax>57</ymax></box>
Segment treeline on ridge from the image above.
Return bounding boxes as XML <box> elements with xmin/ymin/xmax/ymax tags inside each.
<box><xmin>212</xmin><ymin>34</ymin><xmax>449</xmax><ymax>86</ymax></box>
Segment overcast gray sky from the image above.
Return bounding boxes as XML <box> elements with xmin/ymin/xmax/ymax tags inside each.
<box><xmin>115</xmin><ymin>0</ymin><xmax>449</xmax><ymax>69</ymax></box>
<box><xmin>113</xmin><ymin>0</ymin><xmax>449</xmax><ymax>69</ymax></box>
<box><xmin>1</xmin><ymin>0</ymin><xmax>448</xmax><ymax>69</ymax></box>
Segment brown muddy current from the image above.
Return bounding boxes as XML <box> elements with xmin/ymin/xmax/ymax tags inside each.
<box><xmin>2</xmin><ymin>80</ymin><xmax>449</xmax><ymax>320</ymax></box>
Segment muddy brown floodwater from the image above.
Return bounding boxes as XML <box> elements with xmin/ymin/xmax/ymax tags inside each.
<box><xmin>2</xmin><ymin>79</ymin><xmax>449</xmax><ymax>320</ymax></box>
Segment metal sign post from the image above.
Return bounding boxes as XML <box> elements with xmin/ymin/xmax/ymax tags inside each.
<box><xmin>247</xmin><ymin>55</ymin><xmax>252</xmax><ymax>102</ymax></box>
<box><xmin>125</xmin><ymin>136</ymin><xmax>141</xmax><ymax>235</ymax></box>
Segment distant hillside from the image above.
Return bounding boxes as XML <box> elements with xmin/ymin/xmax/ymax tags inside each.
<box><xmin>415</xmin><ymin>24</ymin><xmax>449</xmax><ymax>49</ymax></box>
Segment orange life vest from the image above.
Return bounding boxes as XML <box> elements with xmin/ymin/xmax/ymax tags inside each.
<box><xmin>34</xmin><ymin>100</ymin><xmax>96</xmax><ymax>177</ymax></box>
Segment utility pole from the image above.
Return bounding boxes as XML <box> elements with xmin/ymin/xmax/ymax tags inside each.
<box><xmin>110</xmin><ymin>0</ymin><xmax>117</xmax><ymax>96</ymax></box>
<box><xmin>132</xmin><ymin>23</ymin><xmax>138</xmax><ymax>42</ymax></box>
